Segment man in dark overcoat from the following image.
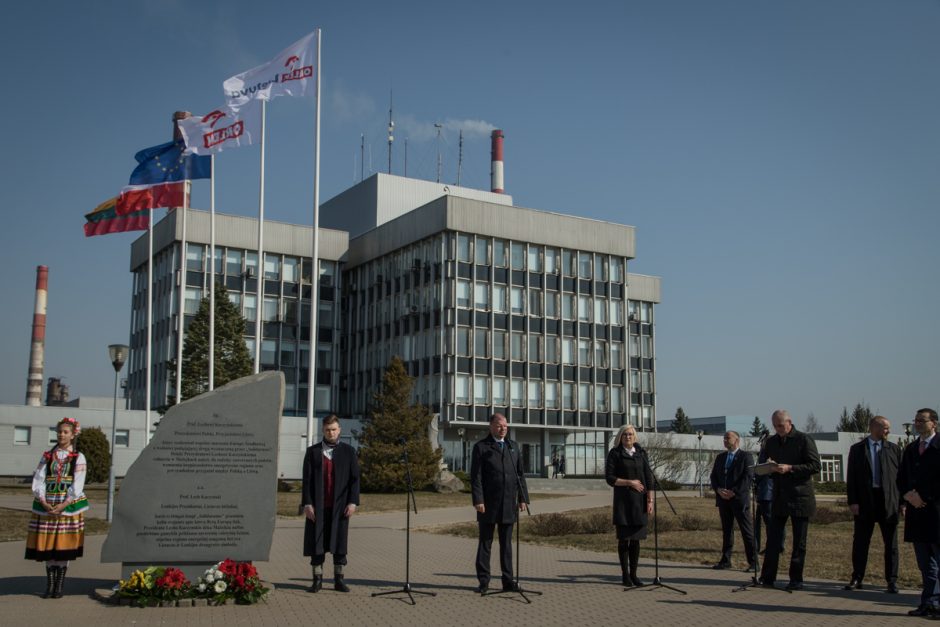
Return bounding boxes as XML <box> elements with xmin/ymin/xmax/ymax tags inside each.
<box><xmin>709</xmin><ymin>430</ymin><xmax>756</xmax><ymax>570</ymax></box>
<box><xmin>898</xmin><ymin>408</ymin><xmax>940</xmax><ymax>617</ymax></box>
<box><xmin>844</xmin><ymin>415</ymin><xmax>901</xmax><ymax>592</ymax></box>
<box><xmin>302</xmin><ymin>414</ymin><xmax>360</xmax><ymax>593</ymax></box>
<box><xmin>758</xmin><ymin>409</ymin><xmax>820</xmax><ymax>591</ymax></box>
<box><xmin>470</xmin><ymin>413</ymin><xmax>529</xmax><ymax>593</ymax></box>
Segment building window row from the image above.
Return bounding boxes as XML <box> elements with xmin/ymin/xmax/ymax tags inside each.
<box><xmin>453</xmin><ymin>375</ymin><xmax>626</xmax><ymax>413</ymax></box>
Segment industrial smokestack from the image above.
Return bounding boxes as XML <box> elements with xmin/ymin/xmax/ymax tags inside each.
<box><xmin>25</xmin><ymin>265</ymin><xmax>48</xmax><ymax>406</ymax></box>
<box><xmin>490</xmin><ymin>129</ymin><xmax>504</xmax><ymax>194</ymax></box>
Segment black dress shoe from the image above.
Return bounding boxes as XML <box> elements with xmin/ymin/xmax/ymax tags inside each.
<box><xmin>785</xmin><ymin>581</ymin><xmax>803</xmax><ymax>592</ymax></box>
<box><xmin>886</xmin><ymin>582</ymin><xmax>899</xmax><ymax>594</ymax></box>
<box><xmin>843</xmin><ymin>578</ymin><xmax>862</xmax><ymax>590</ymax></box>
<box><xmin>760</xmin><ymin>581</ymin><xmax>777</xmax><ymax>589</ymax></box>
<box><xmin>712</xmin><ymin>562</ymin><xmax>731</xmax><ymax>570</ymax></box>
<box><xmin>307</xmin><ymin>575</ymin><xmax>322</xmax><ymax>593</ymax></box>
<box><xmin>908</xmin><ymin>605</ymin><xmax>931</xmax><ymax>617</ymax></box>
<box><xmin>334</xmin><ymin>576</ymin><xmax>350</xmax><ymax>593</ymax></box>
<box><xmin>502</xmin><ymin>581</ymin><xmax>520</xmax><ymax>592</ymax></box>
<box><xmin>474</xmin><ymin>582</ymin><xmax>488</xmax><ymax>594</ymax></box>
<box><xmin>629</xmin><ymin>575</ymin><xmax>644</xmax><ymax>587</ymax></box>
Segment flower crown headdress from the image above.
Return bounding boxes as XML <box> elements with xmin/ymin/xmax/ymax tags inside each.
<box><xmin>58</xmin><ymin>417</ymin><xmax>81</xmax><ymax>434</ymax></box>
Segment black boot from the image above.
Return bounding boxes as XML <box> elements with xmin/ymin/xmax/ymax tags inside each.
<box><xmin>51</xmin><ymin>566</ymin><xmax>67</xmax><ymax>598</ymax></box>
<box><xmin>306</xmin><ymin>566</ymin><xmax>322</xmax><ymax>593</ymax></box>
<box><xmin>628</xmin><ymin>541</ymin><xmax>644</xmax><ymax>587</ymax></box>
<box><xmin>334</xmin><ymin>575</ymin><xmax>350</xmax><ymax>592</ymax></box>
<box><xmin>42</xmin><ymin>565</ymin><xmax>54</xmax><ymax>598</ymax></box>
<box><xmin>617</xmin><ymin>540</ymin><xmax>631</xmax><ymax>587</ymax></box>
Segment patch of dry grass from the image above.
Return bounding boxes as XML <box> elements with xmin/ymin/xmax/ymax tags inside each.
<box><xmin>430</xmin><ymin>497</ymin><xmax>922</xmax><ymax>588</ymax></box>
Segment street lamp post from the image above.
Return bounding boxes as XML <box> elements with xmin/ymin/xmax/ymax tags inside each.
<box><xmin>697</xmin><ymin>430</ymin><xmax>704</xmax><ymax>497</ymax></box>
<box><xmin>107</xmin><ymin>344</ymin><xmax>129</xmax><ymax>523</ymax></box>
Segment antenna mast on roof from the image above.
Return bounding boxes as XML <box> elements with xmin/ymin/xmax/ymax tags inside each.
<box><xmin>457</xmin><ymin>129</ymin><xmax>463</xmax><ymax>187</ymax></box>
<box><xmin>387</xmin><ymin>90</ymin><xmax>394</xmax><ymax>175</ymax></box>
<box><xmin>360</xmin><ymin>134</ymin><xmax>365</xmax><ymax>181</ymax></box>
<box><xmin>435</xmin><ymin>123</ymin><xmax>443</xmax><ymax>183</ymax></box>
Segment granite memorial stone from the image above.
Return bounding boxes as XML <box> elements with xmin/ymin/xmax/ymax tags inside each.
<box><xmin>102</xmin><ymin>372</ymin><xmax>283</xmax><ymax>578</ymax></box>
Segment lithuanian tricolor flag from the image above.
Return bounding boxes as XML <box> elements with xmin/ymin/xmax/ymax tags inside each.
<box><xmin>83</xmin><ymin>197</ymin><xmax>149</xmax><ymax>237</ymax></box>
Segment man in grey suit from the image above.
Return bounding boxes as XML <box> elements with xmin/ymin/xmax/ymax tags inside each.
<box><xmin>845</xmin><ymin>416</ymin><xmax>901</xmax><ymax>593</ymax></box>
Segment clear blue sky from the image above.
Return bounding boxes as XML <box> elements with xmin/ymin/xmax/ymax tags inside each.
<box><xmin>1</xmin><ymin>0</ymin><xmax>937</xmax><ymax>431</ymax></box>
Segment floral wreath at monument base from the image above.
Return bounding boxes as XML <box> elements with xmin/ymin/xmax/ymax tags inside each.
<box><xmin>97</xmin><ymin>559</ymin><xmax>270</xmax><ymax>607</ymax></box>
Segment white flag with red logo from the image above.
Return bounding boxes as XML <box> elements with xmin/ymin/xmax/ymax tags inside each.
<box><xmin>177</xmin><ymin>101</ymin><xmax>262</xmax><ymax>155</ymax></box>
<box><xmin>223</xmin><ymin>30</ymin><xmax>318</xmax><ymax>109</ymax></box>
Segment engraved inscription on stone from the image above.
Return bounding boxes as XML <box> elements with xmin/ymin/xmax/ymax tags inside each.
<box><xmin>101</xmin><ymin>372</ymin><xmax>284</xmax><ymax>564</ymax></box>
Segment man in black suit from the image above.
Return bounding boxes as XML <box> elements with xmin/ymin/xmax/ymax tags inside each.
<box><xmin>470</xmin><ymin>413</ymin><xmax>530</xmax><ymax>594</ymax></box>
<box><xmin>709</xmin><ymin>430</ymin><xmax>756</xmax><ymax>570</ymax></box>
<box><xmin>302</xmin><ymin>414</ymin><xmax>360</xmax><ymax>593</ymax></box>
<box><xmin>759</xmin><ymin>409</ymin><xmax>821</xmax><ymax>591</ymax></box>
<box><xmin>898</xmin><ymin>408</ymin><xmax>940</xmax><ymax>617</ymax></box>
<box><xmin>844</xmin><ymin>415</ymin><xmax>901</xmax><ymax>593</ymax></box>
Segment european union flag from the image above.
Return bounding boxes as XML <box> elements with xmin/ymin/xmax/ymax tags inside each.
<box><xmin>129</xmin><ymin>140</ymin><xmax>211</xmax><ymax>185</ymax></box>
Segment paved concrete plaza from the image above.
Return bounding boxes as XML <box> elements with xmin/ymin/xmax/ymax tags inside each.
<box><xmin>0</xmin><ymin>487</ymin><xmax>922</xmax><ymax>626</ymax></box>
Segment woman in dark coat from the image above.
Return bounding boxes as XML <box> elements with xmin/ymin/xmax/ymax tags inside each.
<box><xmin>605</xmin><ymin>424</ymin><xmax>654</xmax><ymax>587</ymax></box>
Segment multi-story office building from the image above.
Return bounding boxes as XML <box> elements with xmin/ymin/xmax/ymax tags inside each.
<box><xmin>127</xmin><ymin>173</ymin><xmax>660</xmax><ymax>476</ymax></box>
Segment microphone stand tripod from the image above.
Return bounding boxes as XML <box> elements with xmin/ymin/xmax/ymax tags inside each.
<box><xmin>372</xmin><ymin>439</ymin><xmax>436</xmax><ymax>605</ymax></box>
<box><xmin>625</xmin><ymin>450</ymin><xmax>687</xmax><ymax>595</ymax></box>
<box><xmin>483</xmin><ymin>441</ymin><xmax>542</xmax><ymax>603</ymax></box>
<box><xmin>732</xmin><ymin>477</ymin><xmax>762</xmax><ymax>592</ymax></box>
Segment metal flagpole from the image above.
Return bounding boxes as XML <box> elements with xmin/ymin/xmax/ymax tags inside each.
<box><xmin>208</xmin><ymin>154</ymin><xmax>216</xmax><ymax>390</ymax></box>
<box><xmin>175</xmin><ymin>182</ymin><xmax>189</xmax><ymax>404</ymax></box>
<box><xmin>306</xmin><ymin>28</ymin><xmax>322</xmax><ymax>447</ymax></box>
<box><xmin>145</xmin><ymin>207</ymin><xmax>153</xmax><ymax>440</ymax></box>
<box><xmin>253</xmin><ymin>101</ymin><xmax>266</xmax><ymax>374</ymax></box>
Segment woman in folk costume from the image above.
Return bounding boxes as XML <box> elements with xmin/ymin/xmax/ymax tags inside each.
<box><xmin>24</xmin><ymin>417</ymin><xmax>89</xmax><ymax>598</ymax></box>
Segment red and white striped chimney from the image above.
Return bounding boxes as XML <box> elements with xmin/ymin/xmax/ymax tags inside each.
<box><xmin>490</xmin><ymin>129</ymin><xmax>504</xmax><ymax>194</ymax></box>
<box><xmin>25</xmin><ymin>265</ymin><xmax>48</xmax><ymax>406</ymax></box>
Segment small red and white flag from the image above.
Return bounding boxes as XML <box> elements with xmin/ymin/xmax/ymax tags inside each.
<box><xmin>116</xmin><ymin>182</ymin><xmax>185</xmax><ymax>216</ymax></box>
<box><xmin>223</xmin><ymin>30</ymin><xmax>318</xmax><ymax>109</ymax></box>
<box><xmin>177</xmin><ymin>101</ymin><xmax>262</xmax><ymax>156</ymax></box>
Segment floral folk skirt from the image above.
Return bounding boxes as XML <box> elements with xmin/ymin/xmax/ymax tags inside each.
<box><xmin>24</xmin><ymin>513</ymin><xmax>85</xmax><ymax>561</ymax></box>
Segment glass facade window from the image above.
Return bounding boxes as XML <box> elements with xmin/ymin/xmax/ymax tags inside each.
<box><xmin>610</xmin><ymin>299</ymin><xmax>623</xmax><ymax>325</ymax></box>
<box><xmin>641</xmin><ymin>302</ymin><xmax>652</xmax><ymax>323</ymax></box>
<box><xmin>563</xmin><ymin>382</ymin><xmax>575</xmax><ymax>409</ymax></box>
<box><xmin>184</xmin><ymin>288</ymin><xmax>202</xmax><ymax>315</ymax></box>
<box><xmin>493</xmin><ymin>378</ymin><xmax>507</xmax><ymax>405</ymax></box>
<box><xmin>562</xmin><ymin>250</ymin><xmax>575</xmax><ymax>277</ymax></box>
<box><xmin>594</xmin><ymin>256</ymin><xmax>607</xmax><ymax>281</ymax></box>
<box><xmin>610</xmin><ymin>257</ymin><xmax>623</xmax><ymax>282</ymax></box>
<box><xmin>264</xmin><ymin>254</ymin><xmax>280</xmax><ymax>280</ymax></box>
<box><xmin>528</xmin><ymin>381</ymin><xmax>542</xmax><ymax>407</ymax></box>
<box><xmin>545</xmin><ymin>382</ymin><xmax>559</xmax><ymax>409</ymax></box>
<box><xmin>578</xmin><ymin>339</ymin><xmax>591</xmax><ymax>366</ymax></box>
<box><xmin>545</xmin><ymin>292</ymin><xmax>558</xmax><ymax>318</ymax></box>
<box><xmin>820</xmin><ymin>455</ymin><xmax>843</xmax><ymax>482</ymax></box>
<box><xmin>262</xmin><ymin>297</ymin><xmax>278</xmax><ymax>322</ymax></box>
<box><xmin>528</xmin><ymin>246</ymin><xmax>541</xmax><ymax>272</ymax></box>
<box><xmin>475</xmin><ymin>282</ymin><xmax>489</xmax><ymax>309</ymax></box>
<box><xmin>595</xmin><ymin>340</ymin><xmax>608</xmax><ymax>368</ymax></box>
<box><xmin>474</xmin><ymin>329</ymin><xmax>489</xmax><ymax>357</ymax></box>
<box><xmin>529</xmin><ymin>335</ymin><xmax>542</xmax><ymax>362</ymax></box>
<box><xmin>261</xmin><ymin>340</ymin><xmax>276</xmax><ymax>365</ymax></box>
<box><xmin>562</xmin><ymin>294</ymin><xmax>575</xmax><ymax>320</ymax></box>
<box><xmin>578</xmin><ymin>295</ymin><xmax>591</xmax><ymax>322</ymax></box>
<box><xmin>213</xmin><ymin>248</ymin><xmax>223</xmax><ymax>274</ymax></box>
<box><xmin>545</xmin><ymin>337</ymin><xmax>558</xmax><ymax>363</ymax></box>
<box><xmin>457</xmin><ymin>234</ymin><xmax>472</xmax><ymax>262</ymax></box>
<box><xmin>48</xmin><ymin>427</ymin><xmax>57</xmax><ymax>445</ymax></box>
<box><xmin>281</xmin><ymin>340</ymin><xmax>296</xmax><ymax>366</ymax></box>
<box><xmin>511</xmin><ymin>332</ymin><xmax>524</xmax><ymax>361</ymax></box>
<box><xmin>475</xmin><ymin>237</ymin><xmax>490</xmax><ymax>265</ymax></box>
<box><xmin>611</xmin><ymin>386</ymin><xmax>624</xmax><ymax>412</ymax></box>
<box><xmin>511</xmin><ymin>287</ymin><xmax>524</xmax><ymax>315</ymax></box>
<box><xmin>578</xmin><ymin>253</ymin><xmax>592</xmax><ymax>279</ymax></box>
<box><xmin>611</xmin><ymin>342</ymin><xmax>623</xmax><ymax>369</ymax></box>
<box><xmin>457</xmin><ymin>280</ymin><xmax>471</xmax><ymax>308</ymax></box>
<box><xmin>493</xmin><ymin>330</ymin><xmax>507</xmax><ymax>360</ymax></box>
<box><xmin>456</xmin><ymin>374</ymin><xmax>470</xmax><ymax>404</ymax></box>
<box><xmin>641</xmin><ymin>336</ymin><xmax>652</xmax><ymax>358</ymax></box>
<box><xmin>562</xmin><ymin>338</ymin><xmax>575</xmax><ymax>365</ymax></box>
<box><xmin>14</xmin><ymin>426</ymin><xmax>30</xmax><ymax>445</ymax></box>
<box><xmin>457</xmin><ymin>327</ymin><xmax>471</xmax><ymax>356</ymax></box>
<box><xmin>493</xmin><ymin>239</ymin><xmax>508</xmax><ymax>267</ymax></box>
<box><xmin>474</xmin><ymin>376</ymin><xmax>489</xmax><ymax>404</ymax></box>
<box><xmin>528</xmin><ymin>290</ymin><xmax>542</xmax><ymax>316</ymax></box>
<box><xmin>510</xmin><ymin>242</ymin><xmax>525</xmax><ymax>270</ymax></box>
<box><xmin>630</xmin><ymin>369</ymin><xmax>640</xmax><ymax>393</ymax></box>
<box><xmin>493</xmin><ymin>284</ymin><xmax>507</xmax><ymax>313</ymax></box>
<box><xmin>245</xmin><ymin>251</ymin><xmax>258</xmax><ymax>278</ymax></box>
<box><xmin>596</xmin><ymin>385</ymin><xmax>609</xmax><ymax>412</ymax></box>
<box><xmin>628</xmin><ymin>300</ymin><xmax>639</xmax><ymax>322</ymax></box>
<box><xmin>115</xmin><ymin>429</ymin><xmax>130</xmax><ymax>447</ymax></box>
<box><xmin>226</xmin><ymin>249</ymin><xmax>242</xmax><ymax>276</ymax></box>
<box><xmin>511</xmin><ymin>379</ymin><xmax>525</xmax><ymax>407</ymax></box>
<box><xmin>545</xmin><ymin>248</ymin><xmax>558</xmax><ymax>274</ymax></box>
<box><xmin>283</xmin><ymin>257</ymin><xmax>298</xmax><ymax>282</ymax></box>
<box><xmin>579</xmin><ymin>383</ymin><xmax>591</xmax><ymax>410</ymax></box>
<box><xmin>186</xmin><ymin>244</ymin><xmax>204</xmax><ymax>271</ymax></box>
<box><xmin>594</xmin><ymin>297</ymin><xmax>607</xmax><ymax>324</ymax></box>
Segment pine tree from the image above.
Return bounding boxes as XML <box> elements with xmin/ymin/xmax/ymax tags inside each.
<box><xmin>805</xmin><ymin>412</ymin><xmax>823</xmax><ymax>433</ymax></box>
<box><xmin>357</xmin><ymin>356</ymin><xmax>442</xmax><ymax>492</ymax></box>
<box><xmin>837</xmin><ymin>403</ymin><xmax>874</xmax><ymax>432</ymax></box>
<box><xmin>76</xmin><ymin>427</ymin><xmax>110</xmax><ymax>484</ymax></box>
<box><xmin>181</xmin><ymin>283</ymin><xmax>252</xmax><ymax>401</ymax></box>
<box><xmin>749</xmin><ymin>416</ymin><xmax>769</xmax><ymax>438</ymax></box>
<box><xmin>671</xmin><ymin>406</ymin><xmax>693</xmax><ymax>434</ymax></box>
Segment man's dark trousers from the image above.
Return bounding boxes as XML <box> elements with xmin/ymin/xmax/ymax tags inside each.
<box><xmin>718</xmin><ymin>499</ymin><xmax>755</xmax><ymax>565</ymax></box>
<box><xmin>850</xmin><ymin>488</ymin><xmax>898</xmax><ymax>584</ymax></box>
<box><xmin>476</xmin><ymin>522</ymin><xmax>514</xmax><ymax>587</ymax></box>
<box><xmin>762</xmin><ymin>514</ymin><xmax>809</xmax><ymax>584</ymax></box>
